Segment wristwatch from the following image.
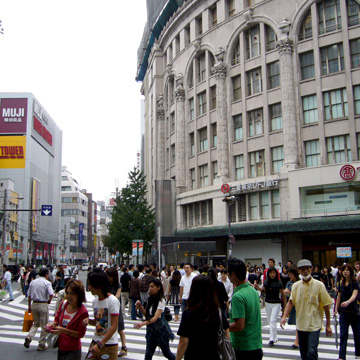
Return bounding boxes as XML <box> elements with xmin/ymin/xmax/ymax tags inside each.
<box><xmin>97</xmin><ymin>341</ymin><xmax>104</xmax><ymax>349</ymax></box>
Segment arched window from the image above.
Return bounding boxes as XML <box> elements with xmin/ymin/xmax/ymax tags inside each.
<box><xmin>265</xmin><ymin>25</ymin><xmax>277</xmax><ymax>52</ymax></box>
<box><xmin>298</xmin><ymin>11</ymin><xmax>312</xmax><ymax>41</ymax></box>
<box><xmin>245</xmin><ymin>24</ymin><xmax>260</xmax><ymax>59</ymax></box>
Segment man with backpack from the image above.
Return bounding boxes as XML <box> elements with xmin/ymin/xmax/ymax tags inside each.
<box><xmin>140</xmin><ymin>269</ymin><xmax>154</xmax><ymax>309</ymax></box>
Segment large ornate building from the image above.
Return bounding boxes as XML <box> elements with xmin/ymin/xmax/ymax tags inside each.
<box><xmin>137</xmin><ymin>0</ymin><xmax>360</xmax><ymax>267</ymax></box>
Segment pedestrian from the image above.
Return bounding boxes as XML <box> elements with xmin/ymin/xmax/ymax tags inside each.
<box><xmin>334</xmin><ymin>263</ymin><xmax>360</xmax><ymax>360</ymax></box>
<box><xmin>281</xmin><ymin>259</ymin><xmax>333</xmax><ymax>360</ymax></box>
<box><xmin>311</xmin><ymin>265</ymin><xmax>322</xmax><ymax>282</ymax></box>
<box><xmin>106</xmin><ymin>267</ymin><xmax>128</xmax><ymax>358</ymax></box>
<box><xmin>2</xmin><ymin>265</ymin><xmax>14</xmax><ymax>301</ymax></box>
<box><xmin>284</xmin><ymin>267</ymin><xmax>300</xmax><ymax>349</ymax></box>
<box><xmin>83</xmin><ymin>268</ymin><xmax>119</xmax><ymax>360</ymax></box>
<box><xmin>167</xmin><ymin>270</ymin><xmax>181</xmax><ymax>322</ymax></box>
<box><xmin>228</xmin><ymin>259</ymin><xmax>263</xmax><ymax>360</ymax></box>
<box><xmin>140</xmin><ymin>268</ymin><xmax>155</xmax><ymax>309</ymax></box>
<box><xmin>208</xmin><ymin>267</ymin><xmax>228</xmax><ymax>312</ymax></box>
<box><xmin>262</xmin><ymin>258</ymin><xmax>280</xmax><ymax>282</ymax></box>
<box><xmin>322</xmin><ymin>266</ymin><xmax>334</xmax><ymax>297</ymax></box>
<box><xmin>46</xmin><ymin>279</ymin><xmax>88</xmax><ymax>360</ymax></box>
<box><xmin>129</xmin><ymin>270</ymin><xmax>141</xmax><ymax>320</ymax></box>
<box><xmin>261</xmin><ymin>267</ymin><xmax>285</xmax><ymax>346</ymax></box>
<box><xmin>134</xmin><ymin>278</ymin><xmax>175</xmax><ymax>360</ymax></box>
<box><xmin>24</xmin><ymin>267</ymin><xmax>54</xmax><ymax>351</ymax></box>
<box><xmin>120</xmin><ymin>267</ymin><xmax>131</xmax><ymax>316</ymax></box>
<box><xmin>179</xmin><ymin>263</ymin><xmax>185</xmax><ymax>276</ymax></box>
<box><xmin>163</xmin><ymin>268</ymin><xmax>171</xmax><ymax>299</ymax></box>
<box><xmin>354</xmin><ymin>261</ymin><xmax>360</xmax><ymax>281</ymax></box>
<box><xmin>280</xmin><ymin>265</ymin><xmax>290</xmax><ymax>288</ymax></box>
<box><xmin>55</xmin><ymin>265</ymin><xmax>65</xmax><ymax>297</ymax></box>
<box><xmin>220</xmin><ymin>269</ymin><xmax>234</xmax><ymax>301</ymax></box>
<box><xmin>179</xmin><ymin>263</ymin><xmax>197</xmax><ymax>312</ymax></box>
<box><xmin>176</xmin><ymin>274</ymin><xmax>229</xmax><ymax>360</ymax></box>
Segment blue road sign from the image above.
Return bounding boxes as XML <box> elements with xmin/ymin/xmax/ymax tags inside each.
<box><xmin>41</xmin><ymin>205</ymin><xmax>52</xmax><ymax>216</ymax></box>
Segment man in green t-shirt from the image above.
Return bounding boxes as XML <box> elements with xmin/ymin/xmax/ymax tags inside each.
<box><xmin>228</xmin><ymin>259</ymin><xmax>263</xmax><ymax>360</ymax></box>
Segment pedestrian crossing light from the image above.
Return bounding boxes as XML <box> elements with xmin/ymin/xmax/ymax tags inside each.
<box><xmin>228</xmin><ymin>234</ymin><xmax>235</xmax><ymax>245</ymax></box>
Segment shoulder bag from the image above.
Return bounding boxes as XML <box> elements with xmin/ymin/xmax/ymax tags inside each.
<box><xmin>218</xmin><ymin>308</ymin><xmax>236</xmax><ymax>360</ymax></box>
<box><xmin>46</xmin><ymin>300</ymin><xmax>67</xmax><ymax>349</ymax></box>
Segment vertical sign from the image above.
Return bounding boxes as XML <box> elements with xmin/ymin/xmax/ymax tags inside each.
<box><xmin>132</xmin><ymin>242</ymin><xmax>138</xmax><ymax>256</ymax></box>
<box><xmin>79</xmin><ymin>223</ymin><xmax>84</xmax><ymax>248</ymax></box>
<box><xmin>32</xmin><ymin>178</ymin><xmax>40</xmax><ymax>233</ymax></box>
<box><xmin>138</xmin><ymin>242</ymin><xmax>144</xmax><ymax>256</ymax></box>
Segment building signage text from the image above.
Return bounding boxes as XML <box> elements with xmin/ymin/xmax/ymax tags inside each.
<box><xmin>33</xmin><ymin>116</ymin><xmax>53</xmax><ymax>146</ymax></box>
<box><xmin>0</xmin><ymin>136</ymin><xmax>26</xmax><ymax>168</ymax></box>
<box><xmin>231</xmin><ymin>178</ymin><xmax>279</xmax><ymax>193</ymax></box>
<box><xmin>0</xmin><ymin>145</ymin><xmax>24</xmax><ymax>159</ymax></box>
<box><xmin>0</xmin><ymin>98</ymin><xmax>28</xmax><ymax>134</ymax></box>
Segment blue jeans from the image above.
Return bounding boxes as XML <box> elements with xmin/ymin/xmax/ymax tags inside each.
<box><xmin>339</xmin><ymin>312</ymin><xmax>360</xmax><ymax>360</ymax></box>
<box><xmin>130</xmin><ymin>297</ymin><xmax>140</xmax><ymax>320</ymax></box>
<box><xmin>5</xmin><ymin>283</ymin><xmax>14</xmax><ymax>300</ymax></box>
<box><xmin>181</xmin><ymin>299</ymin><xmax>187</xmax><ymax>313</ymax></box>
<box><xmin>24</xmin><ymin>284</ymin><xmax>29</xmax><ymax>297</ymax></box>
<box><xmin>145</xmin><ymin>339</ymin><xmax>175</xmax><ymax>360</ymax></box>
<box><xmin>174</xmin><ymin>305</ymin><xmax>180</xmax><ymax>315</ymax></box>
<box><xmin>298</xmin><ymin>329</ymin><xmax>320</xmax><ymax>360</ymax></box>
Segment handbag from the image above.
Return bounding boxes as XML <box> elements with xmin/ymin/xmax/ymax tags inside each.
<box><xmin>22</xmin><ymin>311</ymin><xmax>33</xmax><ymax>332</ymax></box>
<box><xmin>46</xmin><ymin>300</ymin><xmax>67</xmax><ymax>349</ymax></box>
<box><xmin>259</xmin><ymin>294</ymin><xmax>265</xmax><ymax>310</ymax></box>
<box><xmin>218</xmin><ymin>308</ymin><xmax>236</xmax><ymax>360</ymax></box>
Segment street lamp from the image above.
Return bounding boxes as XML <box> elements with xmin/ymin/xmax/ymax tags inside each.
<box><xmin>222</xmin><ymin>196</ymin><xmax>237</xmax><ymax>260</ymax></box>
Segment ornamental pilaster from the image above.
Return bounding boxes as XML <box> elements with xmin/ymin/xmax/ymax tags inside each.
<box><xmin>156</xmin><ymin>95</ymin><xmax>165</xmax><ymax>179</ymax></box>
<box><xmin>175</xmin><ymin>83</ymin><xmax>186</xmax><ymax>189</ymax></box>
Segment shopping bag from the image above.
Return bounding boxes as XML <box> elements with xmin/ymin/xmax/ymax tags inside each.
<box><xmin>46</xmin><ymin>332</ymin><xmax>59</xmax><ymax>349</ymax></box>
<box><xmin>0</xmin><ymin>290</ymin><xmax>5</xmax><ymax>300</ymax></box>
<box><xmin>22</xmin><ymin>311</ymin><xmax>33</xmax><ymax>332</ymax></box>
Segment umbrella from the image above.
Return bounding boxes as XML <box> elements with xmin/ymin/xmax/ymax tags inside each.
<box><xmin>334</xmin><ymin>314</ymin><xmax>338</xmax><ymax>349</ymax></box>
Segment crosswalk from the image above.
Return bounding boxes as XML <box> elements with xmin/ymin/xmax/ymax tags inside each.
<box><xmin>0</xmin><ymin>289</ymin><xmax>357</xmax><ymax>359</ymax></box>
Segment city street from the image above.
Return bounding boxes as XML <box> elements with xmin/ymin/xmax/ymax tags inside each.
<box><xmin>0</xmin><ymin>270</ymin><xmax>356</xmax><ymax>359</ymax></box>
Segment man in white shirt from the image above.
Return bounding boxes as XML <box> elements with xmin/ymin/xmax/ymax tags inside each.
<box><xmin>24</xmin><ymin>267</ymin><xmax>54</xmax><ymax>351</ymax></box>
<box><xmin>179</xmin><ymin>263</ymin><xmax>197</xmax><ymax>312</ymax></box>
<box><xmin>2</xmin><ymin>265</ymin><xmax>14</xmax><ymax>301</ymax></box>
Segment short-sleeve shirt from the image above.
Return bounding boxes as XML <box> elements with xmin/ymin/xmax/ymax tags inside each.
<box><xmin>179</xmin><ymin>273</ymin><xmax>197</xmax><ymax>300</ymax></box>
<box><xmin>290</xmin><ymin>277</ymin><xmax>332</xmax><ymax>332</ymax></box>
<box><xmin>230</xmin><ymin>282</ymin><xmax>262</xmax><ymax>351</ymax></box>
<box><xmin>92</xmin><ymin>294</ymin><xmax>119</xmax><ymax>345</ymax></box>
<box><xmin>337</xmin><ymin>281</ymin><xmax>359</xmax><ymax>314</ymax></box>
<box><xmin>28</xmin><ymin>277</ymin><xmax>54</xmax><ymax>302</ymax></box>
<box><xmin>4</xmin><ymin>271</ymin><xmax>11</xmax><ymax>284</ymax></box>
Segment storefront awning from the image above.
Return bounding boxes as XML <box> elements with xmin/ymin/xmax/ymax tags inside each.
<box><xmin>162</xmin><ymin>241</ymin><xmax>217</xmax><ymax>253</ymax></box>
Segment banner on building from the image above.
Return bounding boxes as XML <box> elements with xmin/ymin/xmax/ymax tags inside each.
<box><xmin>132</xmin><ymin>242</ymin><xmax>137</xmax><ymax>256</ymax></box>
<box><xmin>0</xmin><ymin>98</ymin><xmax>28</xmax><ymax>134</ymax></box>
<box><xmin>0</xmin><ymin>136</ymin><xmax>26</xmax><ymax>169</ymax></box>
<box><xmin>31</xmin><ymin>178</ymin><xmax>40</xmax><ymax>233</ymax></box>
<box><xmin>138</xmin><ymin>242</ymin><xmax>144</xmax><ymax>256</ymax></box>
<box><xmin>79</xmin><ymin>223</ymin><xmax>84</xmax><ymax>248</ymax></box>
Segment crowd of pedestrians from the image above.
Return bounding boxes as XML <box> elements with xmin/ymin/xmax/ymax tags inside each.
<box><xmin>7</xmin><ymin>257</ymin><xmax>358</xmax><ymax>360</ymax></box>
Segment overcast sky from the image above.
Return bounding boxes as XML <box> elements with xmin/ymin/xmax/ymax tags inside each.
<box><xmin>0</xmin><ymin>0</ymin><xmax>147</xmax><ymax>201</ymax></box>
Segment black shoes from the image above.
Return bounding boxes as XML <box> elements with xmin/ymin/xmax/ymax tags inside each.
<box><xmin>24</xmin><ymin>337</ymin><xmax>31</xmax><ymax>348</ymax></box>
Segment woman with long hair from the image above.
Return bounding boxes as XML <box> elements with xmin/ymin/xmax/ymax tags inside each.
<box><xmin>280</xmin><ymin>265</ymin><xmax>290</xmax><ymax>288</ymax></box>
<box><xmin>322</xmin><ymin>266</ymin><xmax>334</xmax><ymax>297</ymax></box>
<box><xmin>175</xmin><ymin>275</ymin><xmax>230</xmax><ymax>360</ymax></box>
<box><xmin>284</xmin><ymin>267</ymin><xmax>300</xmax><ymax>349</ymax></box>
<box><xmin>134</xmin><ymin>278</ymin><xmax>175</xmax><ymax>360</ymax></box>
<box><xmin>334</xmin><ymin>263</ymin><xmax>360</xmax><ymax>360</ymax></box>
<box><xmin>167</xmin><ymin>270</ymin><xmax>181</xmax><ymax>321</ymax></box>
<box><xmin>208</xmin><ymin>267</ymin><xmax>229</xmax><ymax>312</ymax></box>
<box><xmin>262</xmin><ymin>267</ymin><xmax>286</xmax><ymax>346</ymax></box>
<box><xmin>106</xmin><ymin>267</ymin><xmax>127</xmax><ymax>358</ymax></box>
<box><xmin>83</xmin><ymin>268</ymin><xmax>119</xmax><ymax>360</ymax></box>
<box><xmin>55</xmin><ymin>265</ymin><xmax>65</xmax><ymax>296</ymax></box>
<box><xmin>47</xmin><ymin>280</ymin><xmax>88</xmax><ymax>360</ymax></box>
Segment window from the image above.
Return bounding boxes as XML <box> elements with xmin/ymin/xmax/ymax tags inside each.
<box><xmin>248</xmin><ymin>108</ymin><xmax>263</xmax><ymax>137</ymax></box>
<box><xmin>61</xmin><ymin>186</ymin><xmax>72</xmax><ymax>191</ymax></box>
<box><xmin>61</xmin><ymin>209</ymin><xmax>80</xmax><ymax>216</ymax></box>
<box><xmin>185</xmin><ymin>24</ymin><xmax>191</xmax><ymax>45</ymax></box>
<box><xmin>237</xmin><ymin>195</ymin><xmax>246</xmax><ymax>222</ymax></box>
<box><xmin>198</xmin><ymin>91</ymin><xmax>207</xmax><ymax>116</ymax></box>
<box><xmin>350</xmin><ymin>39</ymin><xmax>360</xmax><ymax>69</ymax></box>
<box><xmin>302</xmin><ymin>95</ymin><xmax>318</xmax><ymax>124</ymax></box>
<box><xmin>188</xmin><ymin>65</ymin><xmax>194</xmax><ymax>88</ymax></box>
<box><xmin>324</xmin><ymin>88</ymin><xmax>348</xmax><ymax>120</ymax></box>
<box><xmin>355</xmin><ymin>85</ymin><xmax>360</xmax><ymax>115</ymax></box>
<box><xmin>272</xmin><ymin>146</ymin><xmax>284</xmax><ymax>173</ymax></box>
<box><xmin>62</xmin><ymin>197</ymin><xmax>79</xmax><ymax>203</ymax></box>
<box><xmin>210</xmin><ymin>86</ymin><xmax>217</xmax><ymax>110</ymax></box>
<box><xmin>198</xmin><ymin>53</ymin><xmax>206</xmax><ymax>83</ymax></box>
<box><xmin>199</xmin><ymin>164</ymin><xmax>209</xmax><ymax>187</ymax></box>
<box><xmin>170</xmin><ymin>112</ymin><xmax>175</xmax><ymax>133</ymax></box>
<box><xmin>318</xmin><ymin>0</ymin><xmax>342</xmax><ymax>35</ymax></box>
<box><xmin>190</xmin><ymin>132</ymin><xmax>195</xmax><ymax>156</ymax></box>
<box><xmin>171</xmin><ymin>144</ymin><xmax>175</xmax><ymax>165</ymax></box>
<box><xmin>235</xmin><ymin>155</ymin><xmax>245</xmax><ymax>180</ymax></box>
<box><xmin>232</xmin><ymin>41</ymin><xmax>240</xmax><ymax>65</ymax></box>
<box><xmin>268</xmin><ymin>61</ymin><xmax>280</xmax><ymax>89</ymax></box>
<box><xmin>232</xmin><ymin>75</ymin><xmax>241</xmax><ymax>101</ymax></box>
<box><xmin>247</xmin><ymin>68</ymin><xmax>262</xmax><ymax>95</ymax></box>
<box><xmin>228</xmin><ymin>0</ymin><xmax>235</xmax><ymax>17</ymax></box>
<box><xmin>272</xmin><ymin>190</ymin><xmax>280</xmax><ymax>218</ymax></box>
<box><xmin>327</xmin><ymin>135</ymin><xmax>352</xmax><ymax>164</ymax></box>
<box><xmin>190</xmin><ymin>168</ymin><xmax>195</xmax><ymax>189</ymax></box>
<box><xmin>270</xmin><ymin>103</ymin><xmax>283</xmax><ymax>131</ymax></box>
<box><xmin>299</xmin><ymin>11</ymin><xmax>312</xmax><ymax>41</ymax></box>
<box><xmin>260</xmin><ymin>192</ymin><xmax>270</xmax><ymax>219</ymax></box>
<box><xmin>305</xmin><ymin>140</ymin><xmax>321</xmax><ymax>167</ymax></box>
<box><xmin>266</xmin><ymin>25</ymin><xmax>277</xmax><ymax>52</ymax></box>
<box><xmin>249</xmin><ymin>193</ymin><xmax>259</xmax><ymax>220</ymax></box>
<box><xmin>249</xmin><ymin>150</ymin><xmax>265</xmax><ymax>177</ymax></box>
<box><xmin>245</xmin><ymin>25</ymin><xmax>260</xmax><ymax>59</ymax></box>
<box><xmin>201</xmin><ymin>202</ymin><xmax>208</xmax><ymax>225</ymax></box>
<box><xmin>199</xmin><ymin>127</ymin><xmax>208</xmax><ymax>152</ymax></box>
<box><xmin>61</xmin><ymin>176</ymin><xmax>68</xmax><ymax>181</ymax></box>
<box><xmin>196</xmin><ymin>15</ymin><xmax>203</xmax><ymax>36</ymax></box>
<box><xmin>358</xmin><ymin>133</ymin><xmax>360</xmax><ymax>158</ymax></box>
<box><xmin>210</xmin><ymin>5</ymin><xmax>217</xmax><ymax>27</ymax></box>
<box><xmin>233</xmin><ymin>114</ymin><xmax>243</xmax><ymax>141</ymax></box>
<box><xmin>175</xmin><ymin>35</ymin><xmax>180</xmax><ymax>56</ymax></box>
<box><xmin>300</xmin><ymin>51</ymin><xmax>315</xmax><ymax>80</ymax></box>
<box><xmin>212</xmin><ymin>161</ymin><xmax>218</xmax><ymax>180</ymax></box>
<box><xmin>211</xmin><ymin>123</ymin><xmax>217</xmax><ymax>148</ymax></box>
<box><xmin>347</xmin><ymin>0</ymin><xmax>360</xmax><ymax>27</ymax></box>
<box><xmin>321</xmin><ymin>43</ymin><xmax>344</xmax><ymax>75</ymax></box>
<box><xmin>189</xmin><ymin>98</ymin><xmax>194</xmax><ymax>120</ymax></box>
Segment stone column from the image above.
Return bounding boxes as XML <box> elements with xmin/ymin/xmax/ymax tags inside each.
<box><xmin>175</xmin><ymin>81</ymin><xmax>186</xmax><ymax>189</ymax></box>
<box><xmin>156</xmin><ymin>95</ymin><xmax>165</xmax><ymax>180</ymax></box>
<box><xmin>276</xmin><ymin>33</ymin><xmax>299</xmax><ymax>169</ymax></box>
<box><xmin>214</xmin><ymin>47</ymin><xmax>229</xmax><ymax>180</ymax></box>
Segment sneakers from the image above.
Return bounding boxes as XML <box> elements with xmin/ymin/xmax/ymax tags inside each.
<box><xmin>9</xmin><ymin>299</ymin><xmax>14</xmax><ymax>302</ymax></box>
<box><xmin>24</xmin><ymin>337</ymin><xmax>31</xmax><ymax>348</ymax></box>
<box><xmin>37</xmin><ymin>344</ymin><xmax>48</xmax><ymax>351</ymax></box>
<box><xmin>268</xmin><ymin>341</ymin><xmax>275</xmax><ymax>347</ymax></box>
<box><xmin>118</xmin><ymin>346</ymin><xmax>128</xmax><ymax>357</ymax></box>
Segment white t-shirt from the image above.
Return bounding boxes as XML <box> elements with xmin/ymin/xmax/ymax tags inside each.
<box><xmin>148</xmin><ymin>298</ymin><xmax>166</xmax><ymax>314</ymax></box>
<box><xmin>4</xmin><ymin>271</ymin><xmax>11</xmax><ymax>284</ymax></box>
<box><xmin>179</xmin><ymin>272</ymin><xmax>197</xmax><ymax>300</ymax></box>
<box><xmin>92</xmin><ymin>294</ymin><xmax>119</xmax><ymax>345</ymax></box>
<box><xmin>61</xmin><ymin>307</ymin><xmax>78</xmax><ymax>328</ymax></box>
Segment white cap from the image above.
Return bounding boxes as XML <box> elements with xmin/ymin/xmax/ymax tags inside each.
<box><xmin>297</xmin><ymin>259</ymin><xmax>312</xmax><ymax>268</ymax></box>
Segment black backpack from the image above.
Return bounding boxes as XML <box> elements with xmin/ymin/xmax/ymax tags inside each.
<box><xmin>164</xmin><ymin>307</ymin><xmax>172</xmax><ymax>322</ymax></box>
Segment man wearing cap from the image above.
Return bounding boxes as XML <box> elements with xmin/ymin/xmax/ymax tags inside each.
<box><xmin>280</xmin><ymin>259</ymin><xmax>332</xmax><ymax>360</ymax></box>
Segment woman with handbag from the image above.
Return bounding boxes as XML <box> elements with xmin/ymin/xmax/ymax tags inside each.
<box><xmin>175</xmin><ymin>275</ymin><xmax>230</xmax><ymax>360</ymax></box>
<box><xmin>134</xmin><ymin>278</ymin><xmax>175</xmax><ymax>360</ymax></box>
<box><xmin>47</xmin><ymin>279</ymin><xmax>88</xmax><ymax>360</ymax></box>
<box><xmin>334</xmin><ymin>263</ymin><xmax>360</xmax><ymax>360</ymax></box>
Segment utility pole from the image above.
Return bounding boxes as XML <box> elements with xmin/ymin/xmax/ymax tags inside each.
<box><xmin>1</xmin><ymin>189</ymin><xmax>9</xmax><ymax>274</ymax></box>
<box><xmin>222</xmin><ymin>195</ymin><xmax>236</xmax><ymax>260</ymax></box>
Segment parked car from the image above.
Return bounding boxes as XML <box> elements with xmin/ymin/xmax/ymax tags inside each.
<box><xmin>82</xmin><ymin>263</ymin><xmax>90</xmax><ymax>271</ymax></box>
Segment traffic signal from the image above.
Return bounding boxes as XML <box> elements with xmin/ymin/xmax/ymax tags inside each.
<box><xmin>222</xmin><ymin>196</ymin><xmax>236</xmax><ymax>204</ymax></box>
<box><xmin>228</xmin><ymin>234</ymin><xmax>235</xmax><ymax>245</ymax></box>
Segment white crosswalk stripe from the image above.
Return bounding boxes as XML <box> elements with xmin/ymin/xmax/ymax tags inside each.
<box><xmin>0</xmin><ymin>291</ymin><xmax>357</xmax><ymax>359</ymax></box>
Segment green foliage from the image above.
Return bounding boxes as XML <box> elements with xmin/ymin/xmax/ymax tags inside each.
<box><xmin>107</xmin><ymin>168</ymin><xmax>155</xmax><ymax>255</ymax></box>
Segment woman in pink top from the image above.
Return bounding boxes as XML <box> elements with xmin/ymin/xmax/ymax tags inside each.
<box><xmin>48</xmin><ymin>279</ymin><xmax>88</xmax><ymax>360</ymax></box>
